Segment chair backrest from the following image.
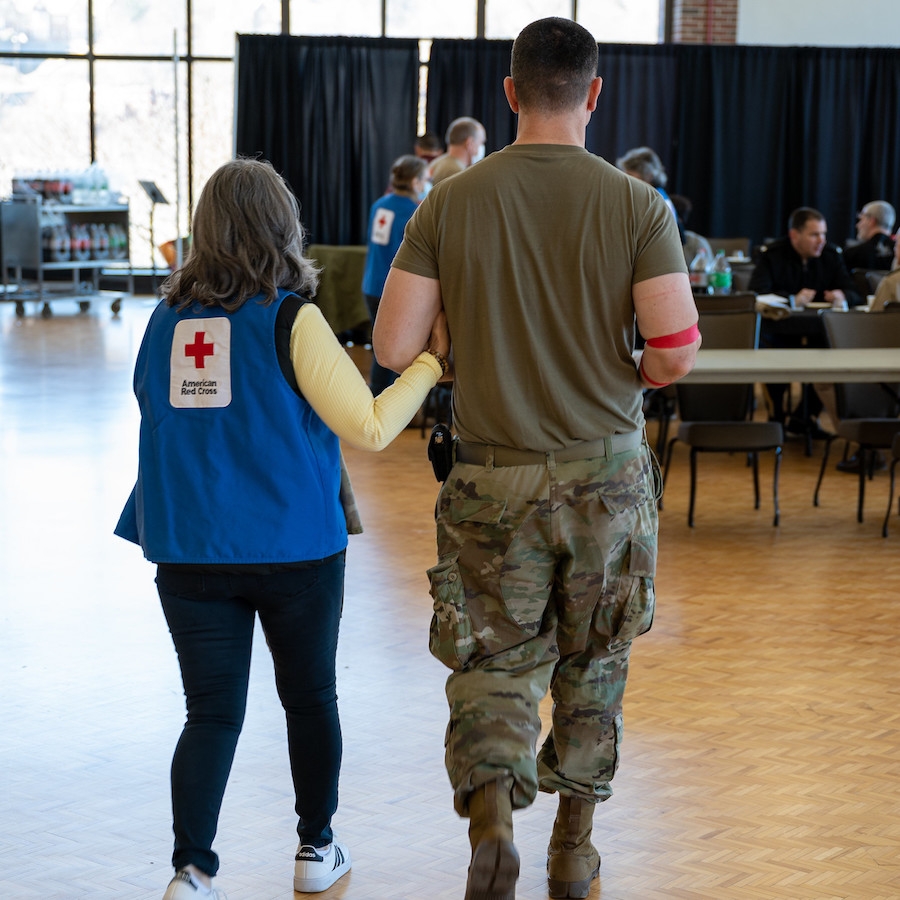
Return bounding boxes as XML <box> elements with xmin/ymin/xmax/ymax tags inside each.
<box><xmin>851</xmin><ymin>268</ymin><xmax>870</xmax><ymax>299</ymax></box>
<box><xmin>694</xmin><ymin>292</ymin><xmax>756</xmax><ymax>313</ymax></box>
<box><xmin>732</xmin><ymin>266</ymin><xmax>755</xmax><ymax>292</ymax></box>
<box><xmin>851</xmin><ymin>268</ymin><xmax>890</xmax><ymax>298</ymax></box>
<box><xmin>867</xmin><ymin>270</ymin><xmax>889</xmax><ymax>294</ymax></box>
<box><xmin>821</xmin><ymin>310</ymin><xmax>900</xmax><ymax>419</ymax></box>
<box><xmin>697</xmin><ymin>310</ymin><xmax>760</xmax><ymax>349</ymax></box>
<box><xmin>707</xmin><ymin>237</ymin><xmax>751</xmax><ymax>257</ymax></box>
<box><xmin>676</xmin><ymin>311</ymin><xmax>760</xmax><ymax>422</ymax></box>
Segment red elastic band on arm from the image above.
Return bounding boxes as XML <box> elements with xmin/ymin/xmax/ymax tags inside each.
<box><xmin>639</xmin><ymin>356</ymin><xmax>670</xmax><ymax>389</ymax></box>
<box><xmin>644</xmin><ymin>322</ymin><xmax>700</xmax><ymax>350</ymax></box>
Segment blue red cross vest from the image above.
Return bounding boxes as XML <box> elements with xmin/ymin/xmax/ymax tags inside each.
<box><xmin>115</xmin><ymin>290</ymin><xmax>346</xmax><ymax>564</ymax></box>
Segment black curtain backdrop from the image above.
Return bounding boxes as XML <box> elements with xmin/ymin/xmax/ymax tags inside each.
<box><xmin>425</xmin><ymin>39</ymin><xmax>517</xmax><ymax>154</ymax></box>
<box><xmin>235</xmin><ymin>34</ymin><xmax>420</xmax><ymax>246</ymax></box>
<box><xmin>235</xmin><ymin>36</ymin><xmax>900</xmax><ymax>250</ymax></box>
<box><xmin>674</xmin><ymin>44</ymin><xmax>900</xmax><ymax>247</ymax></box>
<box><xmin>587</xmin><ymin>44</ymin><xmax>681</xmax><ymax>176</ymax></box>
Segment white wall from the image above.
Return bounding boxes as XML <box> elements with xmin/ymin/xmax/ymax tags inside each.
<box><xmin>738</xmin><ymin>0</ymin><xmax>900</xmax><ymax>46</ymax></box>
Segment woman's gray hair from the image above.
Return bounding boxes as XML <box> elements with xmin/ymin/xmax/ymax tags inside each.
<box><xmin>616</xmin><ymin>146</ymin><xmax>667</xmax><ymax>189</ymax></box>
<box><xmin>162</xmin><ymin>157</ymin><xmax>320</xmax><ymax>311</ymax></box>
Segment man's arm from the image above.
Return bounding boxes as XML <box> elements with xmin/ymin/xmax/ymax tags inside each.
<box><xmin>634</xmin><ymin>272</ymin><xmax>701</xmax><ymax>387</ymax></box>
<box><xmin>373</xmin><ymin>267</ymin><xmax>445</xmax><ymax>374</ymax></box>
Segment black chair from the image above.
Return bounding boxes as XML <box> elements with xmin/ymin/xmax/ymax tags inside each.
<box><xmin>707</xmin><ymin>237</ymin><xmax>751</xmax><ymax>258</ymax></box>
<box><xmin>647</xmin><ymin>294</ymin><xmax>757</xmax><ymax>455</ymax></box>
<box><xmin>694</xmin><ymin>291</ymin><xmax>757</xmax><ymax>313</ymax></box>
<box><xmin>866</xmin><ymin>270</ymin><xmax>890</xmax><ymax>294</ymax></box>
<box><xmin>662</xmin><ymin>311</ymin><xmax>784</xmax><ymax>526</ymax></box>
<box><xmin>644</xmin><ymin>383</ymin><xmax>677</xmax><ymax>458</ymax></box>
<box><xmin>851</xmin><ymin>268</ymin><xmax>890</xmax><ymax>299</ymax></box>
<box><xmin>882</xmin><ymin>432</ymin><xmax>900</xmax><ymax>537</ymax></box>
<box><xmin>732</xmin><ymin>265</ymin><xmax>755</xmax><ymax>293</ymax></box>
<box><xmin>812</xmin><ymin>311</ymin><xmax>900</xmax><ymax>523</ymax></box>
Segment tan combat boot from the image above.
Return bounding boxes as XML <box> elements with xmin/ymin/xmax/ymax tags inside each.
<box><xmin>464</xmin><ymin>777</ymin><xmax>519</xmax><ymax>900</ymax></box>
<box><xmin>546</xmin><ymin>793</ymin><xmax>600</xmax><ymax>899</ymax></box>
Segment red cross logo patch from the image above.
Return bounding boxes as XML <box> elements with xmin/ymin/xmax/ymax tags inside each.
<box><xmin>170</xmin><ymin>317</ymin><xmax>232</xmax><ymax>408</ymax></box>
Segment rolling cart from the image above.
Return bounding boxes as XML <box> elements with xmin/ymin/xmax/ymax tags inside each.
<box><xmin>0</xmin><ymin>195</ymin><xmax>132</xmax><ymax>317</ymax></box>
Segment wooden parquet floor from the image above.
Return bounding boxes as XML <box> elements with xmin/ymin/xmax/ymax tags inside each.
<box><xmin>1</xmin><ymin>297</ymin><xmax>899</xmax><ymax>899</ymax></box>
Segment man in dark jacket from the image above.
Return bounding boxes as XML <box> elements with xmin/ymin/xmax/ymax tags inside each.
<box><xmin>749</xmin><ymin>207</ymin><xmax>860</xmax><ymax>437</ymax></box>
<box><xmin>750</xmin><ymin>207</ymin><xmax>860</xmax><ymax>308</ymax></box>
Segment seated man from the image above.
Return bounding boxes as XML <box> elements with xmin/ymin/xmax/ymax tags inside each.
<box><xmin>843</xmin><ymin>200</ymin><xmax>896</xmax><ymax>272</ymax></box>
<box><xmin>749</xmin><ymin>206</ymin><xmax>861</xmax><ymax>437</ymax></box>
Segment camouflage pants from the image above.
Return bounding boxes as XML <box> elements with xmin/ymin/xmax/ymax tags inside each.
<box><xmin>427</xmin><ymin>442</ymin><xmax>659</xmax><ymax>816</ymax></box>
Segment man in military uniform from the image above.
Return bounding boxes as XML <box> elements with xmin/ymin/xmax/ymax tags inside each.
<box><xmin>375</xmin><ymin>17</ymin><xmax>699</xmax><ymax>900</ymax></box>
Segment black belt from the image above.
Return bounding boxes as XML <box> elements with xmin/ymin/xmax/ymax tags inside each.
<box><xmin>455</xmin><ymin>431</ymin><xmax>643</xmax><ymax>468</ymax></box>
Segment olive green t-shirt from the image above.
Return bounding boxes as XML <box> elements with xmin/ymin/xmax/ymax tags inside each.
<box><xmin>392</xmin><ymin>143</ymin><xmax>686</xmax><ymax>448</ymax></box>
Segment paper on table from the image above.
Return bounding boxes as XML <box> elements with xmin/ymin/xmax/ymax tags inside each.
<box><xmin>754</xmin><ymin>294</ymin><xmax>791</xmax><ymax>320</ymax></box>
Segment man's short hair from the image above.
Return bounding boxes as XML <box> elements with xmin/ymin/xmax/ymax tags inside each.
<box><xmin>789</xmin><ymin>207</ymin><xmax>825</xmax><ymax>232</ymax></box>
<box><xmin>415</xmin><ymin>131</ymin><xmax>444</xmax><ymax>155</ymax></box>
<box><xmin>862</xmin><ymin>200</ymin><xmax>896</xmax><ymax>232</ymax></box>
<box><xmin>510</xmin><ymin>17</ymin><xmax>598</xmax><ymax>113</ymax></box>
<box><xmin>445</xmin><ymin>117</ymin><xmax>484</xmax><ymax>147</ymax></box>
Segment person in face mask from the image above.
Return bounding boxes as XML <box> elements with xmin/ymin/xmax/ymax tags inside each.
<box><xmin>362</xmin><ymin>154</ymin><xmax>430</xmax><ymax>394</ymax></box>
<box><xmin>428</xmin><ymin>117</ymin><xmax>487</xmax><ymax>186</ymax></box>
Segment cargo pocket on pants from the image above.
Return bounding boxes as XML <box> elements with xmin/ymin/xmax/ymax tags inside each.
<box><xmin>428</xmin><ymin>555</ymin><xmax>475</xmax><ymax>670</ymax></box>
<box><xmin>608</xmin><ymin>533</ymin><xmax>657</xmax><ymax>651</ymax></box>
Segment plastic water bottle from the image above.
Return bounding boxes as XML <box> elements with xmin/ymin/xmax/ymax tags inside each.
<box><xmin>689</xmin><ymin>250</ymin><xmax>711</xmax><ymax>294</ymax></box>
<box><xmin>709</xmin><ymin>250</ymin><xmax>732</xmax><ymax>294</ymax></box>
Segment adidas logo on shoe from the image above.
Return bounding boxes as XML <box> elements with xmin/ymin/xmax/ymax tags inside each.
<box><xmin>294</xmin><ymin>839</ymin><xmax>352</xmax><ymax>893</ymax></box>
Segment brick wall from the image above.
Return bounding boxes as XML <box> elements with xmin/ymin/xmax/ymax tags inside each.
<box><xmin>671</xmin><ymin>0</ymin><xmax>738</xmax><ymax>44</ymax></box>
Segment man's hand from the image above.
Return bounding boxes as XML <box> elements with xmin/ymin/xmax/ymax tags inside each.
<box><xmin>794</xmin><ymin>288</ymin><xmax>816</xmax><ymax>308</ymax></box>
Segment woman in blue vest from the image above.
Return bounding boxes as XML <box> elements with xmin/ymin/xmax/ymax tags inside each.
<box><xmin>115</xmin><ymin>158</ymin><xmax>449</xmax><ymax>900</ymax></box>
<box><xmin>362</xmin><ymin>154</ymin><xmax>429</xmax><ymax>394</ymax></box>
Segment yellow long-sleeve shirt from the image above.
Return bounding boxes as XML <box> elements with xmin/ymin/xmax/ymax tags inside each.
<box><xmin>289</xmin><ymin>302</ymin><xmax>441</xmax><ymax>451</ymax></box>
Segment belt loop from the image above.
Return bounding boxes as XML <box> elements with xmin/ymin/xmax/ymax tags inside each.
<box><xmin>546</xmin><ymin>449</ymin><xmax>557</xmax><ymax>476</ymax></box>
<box><xmin>604</xmin><ymin>436</ymin><xmax>614</xmax><ymax>458</ymax></box>
<box><xmin>485</xmin><ymin>446</ymin><xmax>495</xmax><ymax>472</ymax></box>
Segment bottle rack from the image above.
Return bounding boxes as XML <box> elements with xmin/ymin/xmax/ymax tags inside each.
<box><xmin>0</xmin><ymin>195</ymin><xmax>133</xmax><ymax>317</ymax></box>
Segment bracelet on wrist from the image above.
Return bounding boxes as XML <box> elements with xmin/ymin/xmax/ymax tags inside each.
<box><xmin>426</xmin><ymin>349</ymin><xmax>448</xmax><ymax>376</ymax></box>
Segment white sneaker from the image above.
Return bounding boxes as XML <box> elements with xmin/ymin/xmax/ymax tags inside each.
<box><xmin>162</xmin><ymin>869</ymin><xmax>227</xmax><ymax>900</ymax></box>
<box><xmin>293</xmin><ymin>839</ymin><xmax>352</xmax><ymax>893</ymax></box>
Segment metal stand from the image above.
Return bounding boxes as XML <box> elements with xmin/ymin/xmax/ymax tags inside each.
<box><xmin>139</xmin><ymin>180</ymin><xmax>169</xmax><ymax>295</ymax></box>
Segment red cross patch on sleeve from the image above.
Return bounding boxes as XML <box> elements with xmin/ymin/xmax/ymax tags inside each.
<box><xmin>169</xmin><ymin>317</ymin><xmax>232</xmax><ymax>408</ymax></box>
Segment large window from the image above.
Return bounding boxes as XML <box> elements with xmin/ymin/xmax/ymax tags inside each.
<box><xmin>0</xmin><ymin>1</ymin><xmax>662</xmax><ymax>266</ymax></box>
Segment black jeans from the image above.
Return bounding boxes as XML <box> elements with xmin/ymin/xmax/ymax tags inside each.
<box><xmin>156</xmin><ymin>552</ymin><xmax>346</xmax><ymax>876</ymax></box>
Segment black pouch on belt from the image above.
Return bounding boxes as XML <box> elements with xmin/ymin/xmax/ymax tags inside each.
<box><xmin>427</xmin><ymin>423</ymin><xmax>456</xmax><ymax>483</ymax></box>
